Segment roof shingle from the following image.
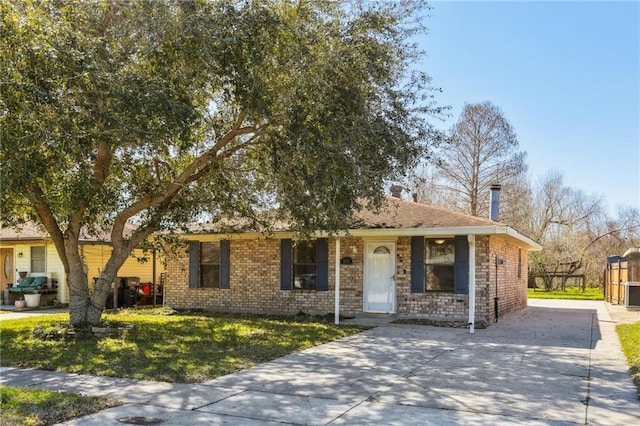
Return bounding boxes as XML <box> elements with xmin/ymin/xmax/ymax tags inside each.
<box><xmin>353</xmin><ymin>197</ymin><xmax>501</xmax><ymax>229</ymax></box>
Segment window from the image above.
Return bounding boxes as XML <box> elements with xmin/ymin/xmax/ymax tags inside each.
<box><xmin>200</xmin><ymin>242</ymin><xmax>221</xmax><ymax>288</ymax></box>
<box><xmin>411</xmin><ymin>236</ymin><xmax>468</xmax><ymax>294</ymax></box>
<box><xmin>280</xmin><ymin>239</ymin><xmax>328</xmax><ymax>291</ymax></box>
<box><xmin>373</xmin><ymin>246</ymin><xmax>391</xmax><ymax>254</ymax></box>
<box><xmin>425</xmin><ymin>239</ymin><xmax>455</xmax><ymax>292</ymax></box>
<box><xmin>293</xmin><ymin>241</ymin><xmax>317</xmax><ymax>290</ymax></box>
<box><xmin>188</xmin><ymin>240</ymin><xmax>230</xmax><ymax>289</ymax></box>
<box><xmin>31</xmin><ymin>246</ymin><xmax>46</xmax><ymax>273</ymax></box>
<box><xmin>3</xmin><ymin>253</ymin><xmax>11</xmax><ymax>279</ymax></box>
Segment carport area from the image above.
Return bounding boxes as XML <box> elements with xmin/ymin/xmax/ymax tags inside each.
<box><xmin>2</xmin><ymin>299</ymin><xmax>638</xmax><ymax>425</ymax></box>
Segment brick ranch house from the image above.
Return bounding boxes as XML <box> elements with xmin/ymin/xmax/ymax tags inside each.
<box><xmin>164</xmin><ymin>191</ymin><xmax>541</xmax><ymax>329</ymax></box>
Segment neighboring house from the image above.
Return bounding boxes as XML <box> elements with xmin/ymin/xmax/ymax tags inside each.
<box><xmin>165</xmin><ymin>188</ymin><xmax>541</xmax><ymax>327</ymax></box>
<box><xmin>0</xmin><ymin>223</ymin><xmax>163</xmax><ymax>305</ymax></box>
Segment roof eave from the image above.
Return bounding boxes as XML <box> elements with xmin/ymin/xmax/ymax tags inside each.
<box><xmin>184</xmin><ymin>225</ymin><xmax>542</xmax><ymax>250</ymax></box>
<box><xmin>348</xmin><ymin>226</ymin><xmax>542</xmax><ymax>250</ymax></box>
<box><xmin>0</xmin><ymin>238</ymin><xmax>45</xmax><ymax>244</ymax></box>
<box><xmin>623</xmin><ymin>247</ymin><xmax>640</xmax><ymax>259</ymax></box>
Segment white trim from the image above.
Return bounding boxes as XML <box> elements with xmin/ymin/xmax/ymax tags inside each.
<box><xmin>183</xmin><ymin>226</ymin><xmax>541</xmax><ymax>250</ymax></box>
<box><xmin>468</xmin><ymin>234</ymin><xmax>476</xmax><ymax>334</ymax></box>
<box><xmin>334</xmin><ymin>237</ymin><xmax>341</xmax><ymax>325</ymax></box>
<box><xmin>348</xmin><ymin>226</ymin><xmax>541</xmax><ymax>250</ymax></box>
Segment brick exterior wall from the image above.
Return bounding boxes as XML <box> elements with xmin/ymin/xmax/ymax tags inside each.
<box><xmin>164</xmin><ymin>235</ymin><xmax>527</xmax><ymax>324</ymax></box>
<box><xmin>486</xmin><ymin>238</ymin><xmax>529</xmax><ymax>322</ymax></box>
<box><xmin>165</xmin><ymin>239</ymin><xmax>339</xmax><ymax>315</ymax></box>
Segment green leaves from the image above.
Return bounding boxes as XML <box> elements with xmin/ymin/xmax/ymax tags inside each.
<box><xmin>1</xmin><ymin>0</ymin><xmax>442</xmax><ymax>323</ymax></box>
<box><xmin>2</xmin><ymin>0</ymin><xmax>439</xmax><ymax>233</ymax></box>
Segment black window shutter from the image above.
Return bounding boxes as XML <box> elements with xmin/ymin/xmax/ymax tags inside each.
<box><xmin>220</xmin><ymin>240</ymin><xmax>230</xmax><ymax>289</ymax></box>
<box><xmin>454</xmin><ymin>236</ymin><xmax>469</xmax><ymax>294</ymax></box>
<box><xmin>316</xmin><ymin>238</ymin><xmax>329</xmax><ymax>291</ymax></box>
<box><xmin>410</xmin><ymin>236</ymin><xmax>425</xmax><ymax>293</ymax></box>
<box><xmin>188</xmin><ymin>241</ymin><xmax>200</xmax><ymax>289</ymax></box>
<box><xmin>280</xmin><ymin>239</ymin><xmax>292</xmax><ymax>290</ymax></box>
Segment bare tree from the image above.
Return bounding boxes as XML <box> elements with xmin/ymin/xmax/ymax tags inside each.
<box><xmin>580</xmin><ymin>206</ymin><xmax>640</xmax><ymax>285</ymax></box>
<box><xmin>528</xmin><ymin>171</ymin><xmax>609</xmax><ymax>289</ymax></box>
<box><xmin>437</xmin><ymin>101</ymin><xmax>528</xmax><ymax>218</ymax></box>
<box><xmin>411</xmin><ymin>164</ymin><xmax>455</xmax><ymax>207</ymax></box>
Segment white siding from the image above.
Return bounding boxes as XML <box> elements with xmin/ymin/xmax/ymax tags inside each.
<box><xmin>3</xmin><ymin>243</ymin><xmax>68</xmax><ymax>302</ymax></box>
<box><xmin>13</xmin><ymin>244</ymin><xmax>32</xmax><ymax>276</ymax></box>
<box><xmin>46</xmin><ymin>244</ymin><xmax>67</xmax><ymax>303</ymax></box>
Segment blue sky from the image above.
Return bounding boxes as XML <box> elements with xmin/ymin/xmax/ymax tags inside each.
<box><xmin>416</xmin><ymin>1</ymin><xmax>639</xmax><ymax>216</ymax></box>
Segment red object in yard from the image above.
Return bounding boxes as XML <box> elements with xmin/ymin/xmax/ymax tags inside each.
<box><xmin>141</xmin><ymin>283</ymin><xmax>152</xmax><ymax>295</ymax></box>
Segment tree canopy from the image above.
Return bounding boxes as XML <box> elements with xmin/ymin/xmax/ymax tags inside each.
<box><xmin>0</xmin><ymin>0</ymin><xmax>442</xmax><ymax>326</ymax></box>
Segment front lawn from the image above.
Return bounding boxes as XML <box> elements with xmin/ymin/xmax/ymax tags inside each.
<box><xmin>527</xmin><ymin>286</ymin><xmax>604</xmax><ymax>300</ymax></box>
<box><xmin>616</xmin><ymin>322</ymin><xmax>640</xmax><ymax>400</ymax></box>
<box><xmin>0</xmin><ymin>385</ymin><xmax>121</xmax><ymax>426</ymax></box>
<box><xmin>0</xmin><ymin>309</ymin><xmax>366</xmax><ymax>383</ymax></box>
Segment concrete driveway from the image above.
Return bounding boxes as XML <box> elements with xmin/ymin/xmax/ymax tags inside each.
<box><xmin>1</xmin><ymin>299</ymin><xmax>638</xmax><ymax>425</ymax></box>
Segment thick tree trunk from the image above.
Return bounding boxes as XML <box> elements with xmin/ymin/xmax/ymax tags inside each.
<box><xmin>66</xmin><ymin>244</ymin><xmax>93</xmax><ymax>328</ymax></box>
<box><xmin>66</xmin><ymin>238</ymin><xmax>123</xmax><ymax>328</ymax></box>
<box><xmin>68</xmin><ymin>274</ymin><xmax>119</xmax><ymax>328</ymax></box>
<box><xmin>69</xmin><ymin>297</ymin><xmax>104</xmax><ymax>328</ymax></box>
<box><xmin>67</xmin><ymin>262</ymin><xmax>104</xmax><ymax>328</ymax></box>
<box><xmin>68</xmin><ymin>264</ymin><xmax>121</xmax><ymax>328</ymax></box>
<box><xmin>63</xmin><ymin>221</ymin><xmax>149</xmax><ymax>328</ymax></box>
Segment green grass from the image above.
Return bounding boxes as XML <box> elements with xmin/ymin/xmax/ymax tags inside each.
<box><xmin>616</xmin><ymin>322</ymin><xmax>640</xmax><ymax>400</ymax></box>
<box><xmin>0</xmin><ymin>309</ymin><xmax>366</xmax><ymax>384</ymax></box>
<box><xmin>527</xmin><ymin>286</ymin><xmax>604</xmax><ymax>300</ymax></box>
<box><xmin>0</xmin><ymin>385</ymin><xmax>121</xmax><ymax>425</ymax></box>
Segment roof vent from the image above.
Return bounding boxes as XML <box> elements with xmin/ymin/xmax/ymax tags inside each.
<box><xmin>390</xmin><ymin>185</ymin><xmax>403</xmax><ymax>198</ymax></box>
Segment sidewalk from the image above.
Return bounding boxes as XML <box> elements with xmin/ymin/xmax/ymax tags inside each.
<box><xmin>1</xmin><ymin>300</ymin><xmax>639</xmax><ymax>425</ymax></box>
<box><xmin>0</xmin><ymin>305</ymin><xmax>68</xmax><ymax>320</ymax></box>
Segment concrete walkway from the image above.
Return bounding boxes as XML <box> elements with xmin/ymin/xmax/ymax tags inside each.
<box><xmin>0</xmin><ymin>305</ymin><xmax>69</xmax><ymax>320</ymax></box>
<box><xmin>1</xmin><ymin>300</ymin><xmax>639</xmax><ymax>425</ymax></box>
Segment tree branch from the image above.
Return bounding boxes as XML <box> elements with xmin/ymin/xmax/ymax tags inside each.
<box><xmin>26</xmin><ymin>182</ymin><xmax>69</xmax><ymax>272</ymax></box>
<box><xmin>111</xmin><ymin>114</ymin><xmax>259</xmax><ymax>244</ymax></box>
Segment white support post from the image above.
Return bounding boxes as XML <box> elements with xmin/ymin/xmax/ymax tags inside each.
<box><xmin>334</xmin><ymin>237</ymin><xmax>341</xmax><ymax>325</ymax></box>
<box><xmin>468</xmin><ymin>234</ymin><xmax>476</xmax><ymax>334</ymax></box>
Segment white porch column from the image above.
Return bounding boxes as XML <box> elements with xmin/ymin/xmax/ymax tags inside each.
<box><xmin>334</xmin><ymin>237</ymin><xmax>341</xmax><ymax>325</ymax></box>
<box><xmin>468</xmin><ymin>234</ymin><xmax>476</xmax><ymax>334</ymax></box>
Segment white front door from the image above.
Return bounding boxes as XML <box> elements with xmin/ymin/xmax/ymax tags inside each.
<box><xmin>364</xmin><ymin>242</ymin><xmax>396</xmax><ymax>313</ymax></box>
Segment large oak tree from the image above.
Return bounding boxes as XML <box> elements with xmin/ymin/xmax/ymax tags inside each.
<box><xmin>0</xmin><ymin>0</ymin><xmax>443</xmax><ymax>327</ymax></box>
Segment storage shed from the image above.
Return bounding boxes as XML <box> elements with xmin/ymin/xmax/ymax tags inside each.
<box><xmin>605</xmin><ymin>248</ymin><xmax>640</xmax><ymax>307</ymax></box>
